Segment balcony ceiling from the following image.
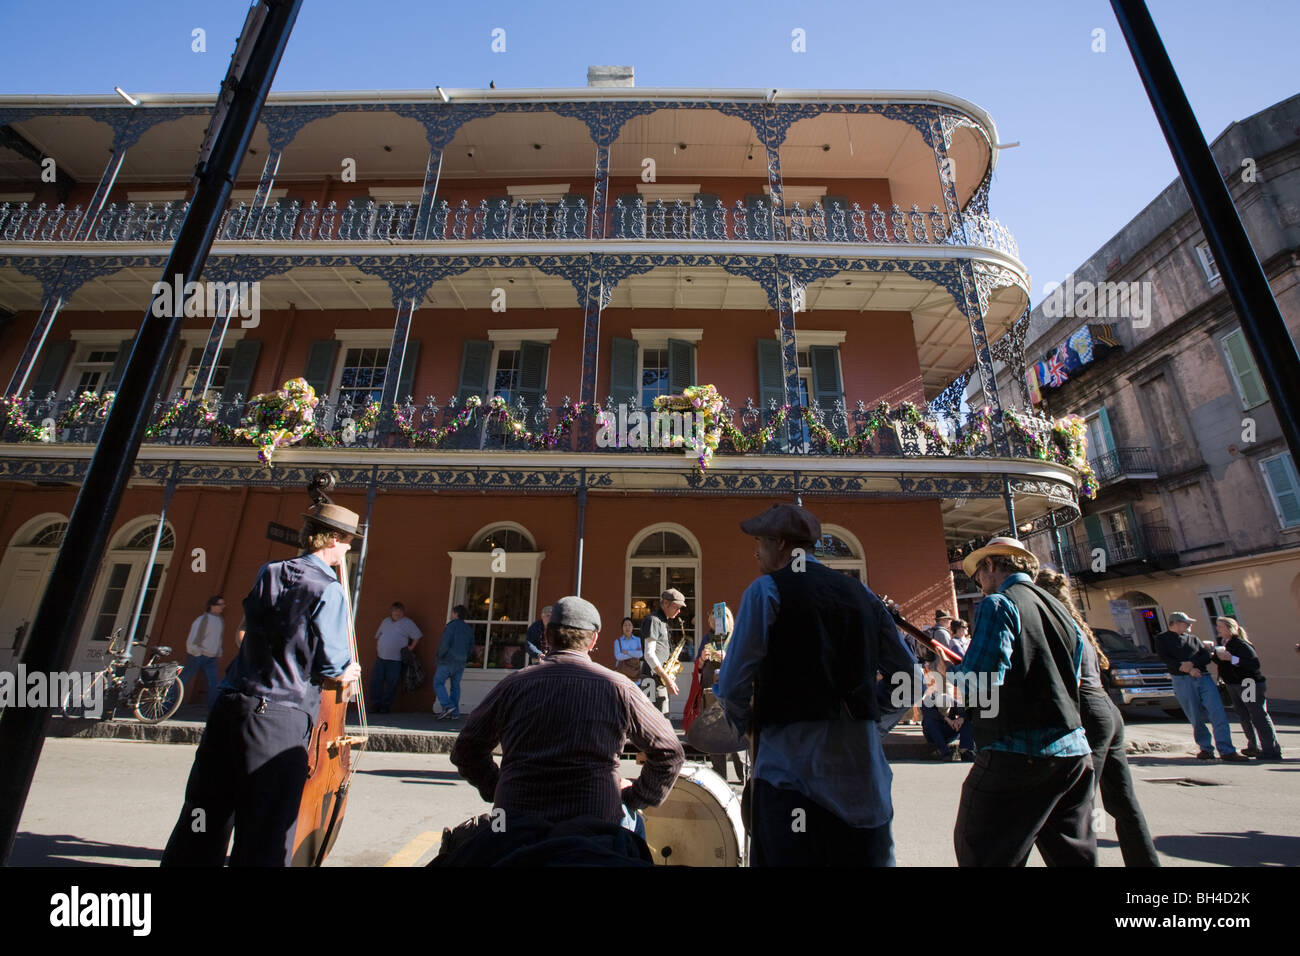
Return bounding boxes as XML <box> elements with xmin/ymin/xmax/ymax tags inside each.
<box><xmin>1</xmin><ymin>105</ymin><xmax>990</xmax><ymax>209</ymax></box>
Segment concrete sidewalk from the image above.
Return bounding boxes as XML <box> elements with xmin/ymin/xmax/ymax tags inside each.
<box><xmin>48</xmin><ymin>701</ymin><xmax>1276</xmax><ymax>761</ymax></box>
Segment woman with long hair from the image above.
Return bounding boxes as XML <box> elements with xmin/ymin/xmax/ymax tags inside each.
<box><xmin>1036</xmin><ymin>568</ymin><xmax>1160</xmax><ymax>866</ymax></box>
<box><xmin>1214</xmin><ymin>617</ymin><xmax>1282</xmax><ymax>760</ymax></box>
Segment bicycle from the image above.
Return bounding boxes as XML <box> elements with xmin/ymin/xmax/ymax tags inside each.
<box><xmin>60</xmin><ymin>628</ymin><xmax>185</xmax><ymax>724</ymax></box>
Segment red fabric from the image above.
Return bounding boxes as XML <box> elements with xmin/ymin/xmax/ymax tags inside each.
<box><xmin>681</xmin><ymin>652</ymin><xmax>706</xmax><ymax>732</ymax></box>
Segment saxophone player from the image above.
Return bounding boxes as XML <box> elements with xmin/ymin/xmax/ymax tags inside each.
<box><xmin>640</xmin><ymin>588</ymin><xmax>687</xmax><ymax>716</ymax></box>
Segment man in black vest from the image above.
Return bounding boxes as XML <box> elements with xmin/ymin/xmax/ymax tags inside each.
<box><xmin>950</xmin><ymin>537</ymin><xmax>1095</xmax><ymax>866</ymax></box>
<box><xmin>716</xmin><ymin>503</ymin><xmax>922</xmax><ymax>866</ymax></box>
<box><xmin>161</xmin><ymin>498</ymin><xmax>362</xmax><ymax>866</ymax></box>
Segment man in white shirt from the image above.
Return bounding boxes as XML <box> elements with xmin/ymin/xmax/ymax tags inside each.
<box><xmin>372</xmin><ymin>601</ymin><xmax>422</xmax><ymax>713</ymax></box>
<box><xmin>183</xmin><ymin>596</ymin><xmax>226</xmax><ymax>707</ymax></box>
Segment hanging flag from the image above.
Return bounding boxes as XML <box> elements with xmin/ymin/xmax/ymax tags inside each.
<box><xmin>1067</xmin><ymin>325</ymin><xmax>1094</xmax><ymax>364</ymax></box>
<box><xmin>1025</xmin><ymin>365</ymin><xmax>1042</xmax><ymax>405</ymax></box>
<box><xmin>1042</xmin><ymin>352</ymin><xmax>1069</xmax><ymax>388</ymax></box>
<box><xmin>1091</xmin><ymin>323</ymin><xmax>1121</xmax><ymax>348</ymax></box>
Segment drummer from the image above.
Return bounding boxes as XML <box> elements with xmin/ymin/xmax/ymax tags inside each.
<box><xmin>451</xmin><ymin>596</ymin><xmax>684</xmax><ymax>828</ymax></box>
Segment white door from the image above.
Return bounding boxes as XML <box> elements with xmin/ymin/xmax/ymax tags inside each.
<box><xmin>71</xmin><ymin>559</ymin><xmax>168</xmax><ymax>675</ymax></box>
<box><xmin>0</xmin><ymin>550</ymin><xmax>57</xmax><ymax>671</ymax></box>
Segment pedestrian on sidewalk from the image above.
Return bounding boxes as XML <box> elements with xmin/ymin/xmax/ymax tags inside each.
<box><xmin>1154</xmin><ymin>612</ymin><xmax>1247</xmax><ymax>762</ymax></box>
<box><xmin>371</xmin><ymin>602</ymin><xmax>421</xmax><ymax>714</ymax></box>
<box><xmin>952</xmin><ymin>538</ymin><xmax>1096</xmax><ymax>867</ymax></box>
<box><xmin>1213</xmin><ymin>617</ymin><xmax>1282</xmax><ymax>761</ymax></box>
<box><xmin>181</xmin><ymin>596</ymin><xmax>226</xmax><ymax>708</ymax></box>
<box><xmin>523</xmin><ymin>606</ymin><xmax>551</xmax><ymax>666</ymax></box>
<box><xmin>1037</xmin><ymin>569</ymin><xmax>1160</xmax><ymax>867</ymax></box>
<box><xmin>434</xmin><ymin>605</ymin><xmax>473</xmax><ymax>719</ymax></box>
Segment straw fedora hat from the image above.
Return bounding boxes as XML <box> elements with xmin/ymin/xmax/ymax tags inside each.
<box><xmin>301</xmin><ymin>502</ymin><xmax>364</xmax><ymax>543</ymax></box>
<box><xmin>961</xmin><ymin>536</ymin><xmax>1037</xmax><ymax>579</ymax></box>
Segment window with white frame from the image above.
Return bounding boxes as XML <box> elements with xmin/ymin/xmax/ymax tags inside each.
<box><xmin>1195</xmin><ymin>241</ymin><xmax>1221</xmax><ymax>286</ymax></box>
<box><xmin>72</xmin><ymin>349</ymin><xmax>118</xmax><ymax>395</ymax></box>
<box><xmin>631</xmin><ymin>329</ymin><xmax>700</xmax><ymax>407</ymax></box>
<box><xmin>1260</xmin><ymin>453</ymin><xmax>1300</xmax><ymax>529</ymax></box>
<box><xmin>1198</xmin><ymin>589</ymin><xmax>1240</xmax><ymax>631</ymax></box>
<box><xmin>640</xmin><ymin>348</ymin><xmax>669</xmax><ymax>405</ymax></box>
<box><xmin>449</xmin><ymin>524</ymin><xmax>544</xmax><ymax>670</ymax></box>
<box><xmin>491</xmin><ymin>348</ymin><xmax>522</xmax><ymax>404</ymax></box>
<box><xmin>335</xmin><ymin>345</ymin><xmax>391</xmax><ymax>408</ymax></box>
<box><xmin>60</xmin><ymin>331</ymin><xmax>132</xmax><ymax>397</ymax></box>
<box><xmin>1220</xmin><ymin>328</ymin><xmax>1268</xmax><ymax>410</ymax></box>
<box><xmin>813</xmin><ymin>525</ymin><xmax>867</xmax><ymax>581</ymax></box>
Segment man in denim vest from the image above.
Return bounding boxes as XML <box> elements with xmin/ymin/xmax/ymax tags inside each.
<box><xmin>161</xmin><ymin>500</ymin><xmax>362</xmax><ymax>866</ymax></box>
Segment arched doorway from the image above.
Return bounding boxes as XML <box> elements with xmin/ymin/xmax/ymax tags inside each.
<box><xmin>448</xmin><ymin>522</ymin><xmax>543</xmax><ymax>670</ymax></box>
<box><xmin>0</xmin><ymin>514</ymin><xmax>68</xmax><ymax>669</ymax></box>
<box><xmin>815</xmin><ymin>525</ymin><xmax>868</xmax><ymax>581</ymax></box>
<box><xmin>1117</xmin><ymin>589</ymin><xmax>1164</xmax><ymax>650</ymax></box>
<box><xmin>626</xmin><ymin>525</ymin><xmax>700</xmax><ymax>643</ymax></box>
<box><xmin>71</xmin><ymin>518</ymin><xmax>175</xmax><ymax>673</ymax></box>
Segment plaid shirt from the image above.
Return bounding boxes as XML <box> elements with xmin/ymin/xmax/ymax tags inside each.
<box><xmin>952</xmin><ymin>573</ymin><xmax>1090</xmax><ymax>757</ymax></box>
<box><xmin>450</xmin><ymin>649</ymin><xmax>684</xmax><ymax>823</ymax></box>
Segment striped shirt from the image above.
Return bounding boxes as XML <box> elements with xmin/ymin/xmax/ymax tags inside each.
<box><xmin>450</xmin><ymin>648</ymin><xmax>684</xmax><ymax>824</ymax></box>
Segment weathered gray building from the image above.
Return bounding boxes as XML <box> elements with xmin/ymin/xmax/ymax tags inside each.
<box><xmin>1012</xmin><ymin>93</ymin><xmax>1300</xmax><ymax>705</ymax></box>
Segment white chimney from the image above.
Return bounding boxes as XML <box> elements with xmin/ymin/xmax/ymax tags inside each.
<box><xmin>587</xmin><ymin>65</ymin><xmax>634</xmax><ymax>88</ymax></box>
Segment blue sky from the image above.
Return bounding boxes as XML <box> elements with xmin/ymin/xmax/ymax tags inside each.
<box><xmin>2</xmin><ymin>0</ymin><xmax>1296</xmax><ymax>305</ymax></box>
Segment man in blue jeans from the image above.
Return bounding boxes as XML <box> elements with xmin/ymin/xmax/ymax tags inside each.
<box><xmin>435</xmin><ymin>604</ymin><xmax>474</xmax><ymax>719</ymax></box>
<box><xmin>182</xmin><ymin>595</ymin><xmax>226</xmax><ymax>707</ymax></box>
<box><xmin>1154</xmin><ymin>611</ymin><xmax>1247</xmax><ymax>762</ymax></box>
<box><xmin>371</xmin><ymin>601</ymin><xmax>421</xmax><ymax>713</ymax></box>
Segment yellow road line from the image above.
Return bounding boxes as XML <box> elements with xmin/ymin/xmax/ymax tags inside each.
<box><xmin>384</xmin><ymin>830</ymin><xmax>442</xmax><ymax>867</ymax></box>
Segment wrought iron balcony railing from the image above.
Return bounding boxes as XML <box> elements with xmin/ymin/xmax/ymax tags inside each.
<box><xmin>0</xmin><ymin>392</ymin><xmax>1060</xmax><ymax>466</ymax></box>
<box><xmin>1059</xmin><ymin>524</ymin><xmax>1178</xmax><ymax>574</ymax></box>
<box><xmin>0</xmin><ymin>197</ymin><xmax>1019</xmax><ymax>258</ymax></box>
<box><xmin>1087</xmin><ymin>446</ymin><xmax>1158</xmax><ymax>485</ymax></box>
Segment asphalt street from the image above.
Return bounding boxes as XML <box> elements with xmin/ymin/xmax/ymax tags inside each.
<box><xmin>11</xmin><ymin>715</ymin><xmax>1299</xmax><ymax>867</ymax></box>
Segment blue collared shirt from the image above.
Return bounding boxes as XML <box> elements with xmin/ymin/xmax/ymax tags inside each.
<box><xmin>951</xmin><ymin>572</ymin><xmax>1090</xmax><ymax>757</ymax></box>
<box><xmin>305</xmin><ymin>553</ymin><xmax>354</xmax><ymax>678</ymax></box>
<box><xmin>716</xmin><ymin>555</ymin><xmax>923</xmax><ymax>828</ymax></box>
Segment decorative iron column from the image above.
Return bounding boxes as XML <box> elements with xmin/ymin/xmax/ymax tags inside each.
<box><xmin>578</xmin><ymin>256</ymin><xmax>605</xmax><ymax>407</ymax></box>
<box><xmin>70</xmin><ymin>147</ymin><xmax>128</xmax><ymax>242</ymax></box>
<box><xmin>414</xmin><ymin>144</ymin><xmax>444</xmax><ymax>240</ymax></box>
<box><xmin>929</xmin><ymin>111</ymin><xmax>1007</xmax><ymax>452</ymax></box>
<box><xmin>771</xmin><ymin>258</ymin><xmax>803</xmax><ymax>444</ymax></box>
<box><xmin>762</xmin><ymin>104</ymin><xmax>787</xmax><ymax>241</ymax></box>
<box><xmin>589</xmin><ymin>105</ymin><xmax>613</xmax><ymax>241</ymax></box>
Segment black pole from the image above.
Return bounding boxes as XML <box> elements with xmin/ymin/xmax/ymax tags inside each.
<box><xmin>0</xmin><ymin>0</ymin><xmax>303</xmax><ymax>863</ymax></box>
<box><xmin>1003</xmin><ymin>477</ymin><xmax>1017</xmax><ymax>534</ymax></box>
<box><xmin>1111</xmin><ymin>0</ymin><xmax>1300</xmax><ymax>464</ymax></box>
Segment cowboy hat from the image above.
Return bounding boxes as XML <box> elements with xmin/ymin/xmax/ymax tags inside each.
<box><xmin>961</xmin><ymin>536</ymin><xmax>1037</xmax><ymax>578</ymax></box>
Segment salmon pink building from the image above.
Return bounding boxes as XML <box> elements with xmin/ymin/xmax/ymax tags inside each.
<box><xmin>0</xmin><ymin>76</ymin><xmax>1086</xmax><ymax>712</ymax></box>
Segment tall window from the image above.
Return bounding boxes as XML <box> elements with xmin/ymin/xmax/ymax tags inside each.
<box><xmin>1195</xmin><ymin>241</ymin><xmax>1221</xmax><ymax>286</ymax></box>
<box><xmin>814</xmin><ymin>525</ymin><xmax>867</xmax><ymax>581</ymax></box>
<box><xmin>627</xmin><ymin>527</ymin><xmax>699</xmax><ymax>644</ymax></box>
<box><xmin>1220</xmin><ymin>329</ymin><xmax>1268</xmax><ymax>410</ymax></box>
<box><xmin>1199</xmin><ymin>590</ymin><xmax>1239</xmax><ymax>630</ymax></box>
<box><xmin>640</xmin><ymin>348</ymin><xmax>669</xmax><ymax>406</ymax></box>
<box><xmin>337</xmin><ymin>347</ymin><xmax>390</xmax><ymax>407</ymax></box>
<box><xmin>1260</xmin><ymin>453</ymin><xmax>1300</xmax><ymax>529</ymax></box>
<box><xmin>492</xmin><ymin>349</ymin><xmax>522</xmax><ymax>405</ymax></box>
<box><xmin>177</xmin><ymin>346</ymin><xmax>236</xmax><ymax>401</ymax></box>
<box><xmin>72</xmin><ymin>349</ymin><xmax>118</xmax><ymax>394</ymax></box>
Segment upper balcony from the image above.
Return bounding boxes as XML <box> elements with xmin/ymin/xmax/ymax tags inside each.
<box><xmin>0</xmin><ymin>195</ymin><xmax>1019</xmax><ymax>259</ymax></box>
<box><xmin>1088</xmin><ymin>446</ymin><xmax>1159</xmax><ymax>487</ymax></box>
<box><xmin>1059</xmin><ymin>524</ymin><xmax>1180</xmax><ymax>580</ymax></box>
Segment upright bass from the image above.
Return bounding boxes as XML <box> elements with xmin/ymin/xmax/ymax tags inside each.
<box><xmin>291</xmin><ymin>473</ymin><xmax>368</xmax><ymax>867</ymax></box>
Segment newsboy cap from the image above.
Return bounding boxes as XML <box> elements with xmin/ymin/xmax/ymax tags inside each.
<box><xmin>1168</xmin><ymin>611</ymin><xmax>1196</xmax><ymax>624</ymax></box>
<box><xmin>550</xmin><ymin>595</ymin><xmax>601</xmax><ymax>632</ymax></box>
<box><xmin>739</xmin><ymin>503</ymin><xmax>821</xmax><ymax>546</ymax></box>
<box><xmin>661</xmin><ymin>588</ymin><xmax>686</xmax><ymax>605</ymax></box>
<box><xmin>302</xmin><ymin>502</ymin><xmax>364</xmax><ymax>543</ymax></box>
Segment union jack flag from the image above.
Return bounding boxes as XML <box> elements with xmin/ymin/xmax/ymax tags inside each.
<box><xmin>1041</xmin><ymin>353</ymin><xmax>1069</xmax><ymax>387</ymax></box>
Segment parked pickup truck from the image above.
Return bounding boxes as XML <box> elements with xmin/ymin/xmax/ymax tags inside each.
<box><xmin>1094</xmin><ymin>628</ymin><xmax>1178</xmax><ymax>713</ymax></box>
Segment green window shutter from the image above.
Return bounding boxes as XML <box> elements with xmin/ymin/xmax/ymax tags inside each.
<box><xmin>156</xmin><ymin>342</ymin><xmax>182</xmax><ymax>401</ymax></box>
<box><xmin>611</xmin><ymin>193</ymin><xmax>639</xmax><ymax>238</ymax></box>
<box><xmin>668</xmin><ymin>338</ymin><xmax>696</xmax><ymax>393</ymax></box>
<box><xmin>609</xmin><ymin>337</ymin><xmax>638</xmax><ymax>406</ymax></box>
<box><xmin>28</xmin><ymin>340</ymin><xmax>74</xmax><ymax>399</ymax></box>
<box><xmin>824</xmin><ymin>194</ymin><xmax>852</xmax><ymax>239</ymax></box>
<box><xmin>303</xmin><ymin>339</ymin><xmax>341</xmax><ymax>398</ymax></box>
<box><xmin>1262</xmin><ymin>455</ymin><xmax>1300</xmax><ymax>527</ymax></box>
<box><xmin>1222</xmin><ymin>329</ymin><xmax>1267</xmax><ymax>408</ymax></box>
<box><xmin>484</xmin><ymin>195</ymin><xmax>510</xmax><ymax>239</ymax></box>
<box><xmin>516</xmin><ymin>341</ymin><xmax>549</xmax><ymax>407</ymax></box>
<box><xmin>103</xmin><ymin>339</ymin><xmax>134</xmax><ymax>393</ymax></box>
<box><xmin>809</xmin><ymin>345</ymin><xmax>843</xmax><ymax>411</ymax></box>
<box><xmin>745</xmin><ymin>193</ymin><xmax>771</xmax><ymax>240</ymax></box>
<box><xmin>757</xmin><ymin>338</ymin><xmax>784</xmax><ymax>411</ymax></box>
<box><xmin>456</xmin><ymin>340</ymin><xmax>493</xmax><ymax>403</ymax></box>
<box><xmin>693</xmin><ymin>193</ymin><xmax>721</xmax><ymax>238</ymax></box>
<box><xmin>395</xmin><ymin>339</ymin><xmax>421</xmax><ymax>405</ymax></box>
<box><xmin>1096</xmin><ymin>405</ymin><xmax>1116</xmax><ymax>456</ymax></box>
<box><xmin>1082</xmin><ymin>514</ymin><xmax>1105</xmax><ymax>550</ymax></box>
<box><xmin>220</xmin><ymin>339</ymin><xmax>261</xmax><ymax>403</ymax></box>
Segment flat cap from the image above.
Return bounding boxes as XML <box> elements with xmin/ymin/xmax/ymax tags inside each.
<box><xmin>739</xmin><ymin>503</ymin><xmax>821</xmax><ymax>546</ymax></box>
<box><xmin>661</xmin><ymin>588</ymin><xmax>686</xmax><ymax>604</ymax></box>
<box><xmin>1168</xmin><ymin>611</ymin><xmax>1196</xmax><ymax>624</ymax></box>
<box><xmin>550</xmin><ymin>595</ymin><xmax>601</xmax><ymax>632</ymax></box>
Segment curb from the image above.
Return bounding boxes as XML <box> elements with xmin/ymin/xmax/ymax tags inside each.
<box><xmin>48</xmin><ymin>716</ymin><xmax>1177</xmax><ymax>759</ymax></box>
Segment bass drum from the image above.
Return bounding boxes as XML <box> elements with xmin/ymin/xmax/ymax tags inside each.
<box><xmin>641</xmin><ymin>763</ymin><xmax>745</xmax><ymax>866</ymax></box>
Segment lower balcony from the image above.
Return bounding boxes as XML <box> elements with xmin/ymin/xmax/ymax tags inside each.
<box><xmin>1060</xmin><ymin>524</ymin><xmax>1180</xmax><ymax>580</ymax></box>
